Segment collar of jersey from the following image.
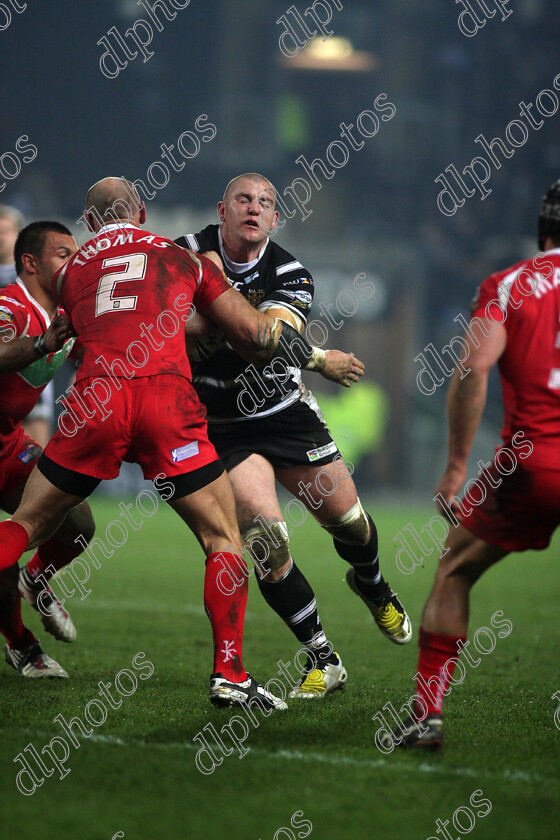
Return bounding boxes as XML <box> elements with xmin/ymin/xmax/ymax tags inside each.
<box><xmin>96</xmin><ymin>222</ymin><xmax>138</xmax><ymax>235</ymax></box>
<box><xmin>218</xmin><ymin>227</ymin><xmax>269</xmax><ymax>276</ymax></box>
<box><xmin>15</xmin><ymin>276</ymin><xmax>51</xmax><ymax>328</ymax></box>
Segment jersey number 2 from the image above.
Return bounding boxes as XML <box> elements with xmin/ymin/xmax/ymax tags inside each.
<box><xmin>95</xmin><ymin>253</ymin><xmax>146</xmax><ymax>317</ymax></box>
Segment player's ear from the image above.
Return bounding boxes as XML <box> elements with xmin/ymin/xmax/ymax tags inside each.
<box><xmin>84</xmin><ymin>211</ymin><xmax>96</xmax><ymax>233</ymax></box>
<box><xmin>20</xmin><ymin>252</ymin><xmax>38</xmax><ymax>274</ymax></box>
<box><xmin>139</xmin><ymin>202</ymin><xmax>147</xmax><ymax>225</ymax></box>
<box><xmin>217</xmin><ymin>201</ymin><xmax>225</xmax><ymax>222</ymax></box>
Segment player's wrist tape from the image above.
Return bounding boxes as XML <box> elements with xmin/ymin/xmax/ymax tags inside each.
<box><xmin>303</xmin><ymin>346</ymin><xmax>326</xmax><ymax>372</ymax></box>
<box><xmin>32</xmin><ymin>334</ymin><xmax>49</xmax><ymax>358</ymax></box>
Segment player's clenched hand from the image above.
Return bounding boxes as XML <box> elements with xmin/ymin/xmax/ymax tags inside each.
<box><xmin>435</xmin><ymin>464</ymin><xmax>466</xmax><ymax>521</ymax></box>
<box><xmin>185</xmin><ymin>310</ymin><xmax>212</xmax><ymax>336</ymax></box>
<box><xmin>321</xmin><ymin>351</ymin><xmax>364</xmax><ymax>387</ymax></box>
<box><xmin>43</xmin><ymin>314</ymin><xmax>73</xmax><ymax>353</ymax></box>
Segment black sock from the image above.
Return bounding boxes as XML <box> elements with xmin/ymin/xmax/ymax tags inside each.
<box><xmin>333</xmin><ymin>513</ymin><xmax>390</xmax><ymax>602</ymax></box>
<box><xmin>256</xmin><ymin>560</ymin><xmax>335</xmax><ymax>664</ymax></box>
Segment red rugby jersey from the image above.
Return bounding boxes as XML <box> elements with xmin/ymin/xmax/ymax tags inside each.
<box><xmin>471</xmin><ymin>248</ymin><xmax>560</xmax><ymax>469</ymax></box>
<box><xmin>0</xmin><ymin>280</ymin><xmax>75</xmax><ymax>452</ymax></box>
<box><xmin>53</xmin><ymin>224</ymin><xmax>229</xmax><ymax>384</ymax></box>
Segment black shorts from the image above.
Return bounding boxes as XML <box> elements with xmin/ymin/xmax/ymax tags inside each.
<box><xmin>207</xmin><ymin>397</ymin><xmax>340</xmax><ymax>472</ymax></box>
<box><xmin>38</xmin><ymin>454</ymin><xmax>225</xmax><ymax>502</ymax></box>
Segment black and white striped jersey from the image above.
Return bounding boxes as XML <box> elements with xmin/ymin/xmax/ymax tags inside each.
<box><xmin>174</xmin><ymin>224</ymin><xmax>314</xmax><ymax>422</ymax></box>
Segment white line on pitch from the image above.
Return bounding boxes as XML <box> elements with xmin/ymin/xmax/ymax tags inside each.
<box><xmin>84</xmin><ymin>733</ymin><xmax>556</xmax><ymax>785</ymax></box>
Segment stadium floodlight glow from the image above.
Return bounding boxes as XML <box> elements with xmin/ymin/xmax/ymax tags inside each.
<box><xmin>307</xmin><ymin>36</ymin><xmax>353</xmax><ymax>60</ymax></box>
<box><xmin>282</xmin><ymin>37</ymin><xmax>378</xmax><ymax>72</ymax></box>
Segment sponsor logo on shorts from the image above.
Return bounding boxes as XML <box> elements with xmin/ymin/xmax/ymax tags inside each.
<box><xmin>17</xmin><ymin>445</ymin><xmax>42</xmax><ymax>464</ymax></box>
<box><xmin>171</xmin><ymin>441</ymin><xmax>199</xmax><ymax>463</ymax></box>
<box><xmin>306</xmin><ymin>441</ymin><xmax>337</xmax><ymax>462</ymax></box>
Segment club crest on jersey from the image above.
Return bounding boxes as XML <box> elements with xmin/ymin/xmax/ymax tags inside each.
<box><xmin>171</xmin><ymin>441</ymin><xmax>199</xmax><ymax>462</ymax></box>
<box><xmin>306</xmin><ymin>442</ymin><xmax>338</xmax><ymax>462</ymax></box>
<box><xmin>247</xmin><ymin>289</ymin><xmax>265</xmax><ymax>307</ymax></box>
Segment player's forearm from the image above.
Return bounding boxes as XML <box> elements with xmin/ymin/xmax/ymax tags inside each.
<box><xmin>220</xmin><ymin>311</ymin><xmax>279</xmax><ymax>366</ymax></box>
<box><xmin>0</xmin><ymin>335</ymin><xmax>47</xmax><ymax>374</ymax></box>
<box><xmin>446</xmin><ymin>367</ymin><xmax>488</xmax><ymax>468</ymax></box>
<box><xmin>184</xmin><ymin>310</ymin><xmax>211</xmax><ymax>336</ymax></box>
<box><xmin>243</xmin><ymin>315</ymin><xmax>326</xmax><ymax>371</ymax></box>
<box><xmin>206</xmin><ymin>290</ymin><xmax>324</xmax><ymax>369</ymax></box>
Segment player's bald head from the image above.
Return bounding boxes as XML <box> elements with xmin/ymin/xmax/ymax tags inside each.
<box><xmin>85</xmin><ymin>177</ymin><xmax>142</xmax><ymax>226</ymax></box>
<box><xmin>222</xmin><ymin>173</ymin><xmax>276</xmax><ymax>205</ymax></box>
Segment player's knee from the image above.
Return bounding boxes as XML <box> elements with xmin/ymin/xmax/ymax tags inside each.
<box><xmin>321</xmin><ymin>499</ymin><xmax>370</xmax><ymax>546</ymax></box>
<box><xmin>80</xmin><ymin>505</ymin><xmax>96</xmax><ymax>544</ymax></box>
<box><xmin>61</xmin><ymin>502</ymin><xmax>96</xmax><ymax>546</ymax></box>
<box><xmin>435</xmin><ymin>546</ymin><xmax>478</xmax><ymax>585</ymax></box>
<box><xmin>241</xmin><ymin>518</ymin><xmax>290</xmax><ymax>575</ymax></box>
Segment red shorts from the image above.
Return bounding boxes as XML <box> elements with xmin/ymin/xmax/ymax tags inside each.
<box><xmin>44</xmin><ymin>374</ymin><xmax>220</xmax><ymax>484</ymax></box>
<box><xmin>0</xmin><ymin>429</ymin><xmax>42</xmax><ymax>496</ymax></box>
<box><xmin>459</xmin><ymin>459</ymin><xmax>560</xmax><ymax>552</ymax></box>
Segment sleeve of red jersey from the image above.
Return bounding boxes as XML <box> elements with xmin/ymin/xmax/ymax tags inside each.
<box><xmin>470</xmin><ymin>273</ymin><xmax>503</xmax><ymax>324</ymax></box>
<box><xmin>51</xmin><ymin>256</ymin><xmax>74</xmax><ymax>309</ymax></box>
<box><xmin>192</xmin><ymin>252</ymin><xmax>232</xmax><ymax>315</ymax></box>
<box><xmin>0</xmin><ymin>294</ymin><xmax>30</xmax><ymax>338</ymax></box>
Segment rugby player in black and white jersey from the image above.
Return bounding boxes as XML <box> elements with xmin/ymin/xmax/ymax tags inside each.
<box><xmin>175</xmin><ymin>173</ymin><xmax>411</xmax><ymax>698</ymax></box>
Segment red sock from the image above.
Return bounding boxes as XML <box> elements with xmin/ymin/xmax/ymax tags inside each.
<box><xmin>0</xmin><ymin>521</ymin><xmax>29</xmax><ymax>572</ymax></box>
<box><xmin>0</xmin><ymin>595</ymin><xmax>35</xmax><ymax>649</ymax></box>
<box><xmin>204</xmin><ymin>551</ymin><xmax>248</xmax><ymax>682</ymax></box>
<box><xmin>414</xmin><ymin>628</ymin><xmax>466</xmax><ymax>716</ymax></box>
<box><xmin>26</xmin><ymin>538</ymin><xmax>81</xmax><ymax>582</ymax></box>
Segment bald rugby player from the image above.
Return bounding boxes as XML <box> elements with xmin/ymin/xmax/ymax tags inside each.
<box><xmin>0</xmin><ymin>178</ymin><xmax>362</xmax><ymax>707</ymax></box>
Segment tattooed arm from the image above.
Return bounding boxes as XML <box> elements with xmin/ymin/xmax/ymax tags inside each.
<box><xmin>203</xmin><ymin>287</ymin><xmax>281</xmax><ymax>363</ymax></box>
<box><xmin>204</xmin><ymin>288</ymin><xmax>364</xmax><ymax>385</ymax></box>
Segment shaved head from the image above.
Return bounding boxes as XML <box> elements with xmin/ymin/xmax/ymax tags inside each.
<box><xmin>85</xmin><ymin>177</ymin><xmax>142</xmax><ymax>227</ymax></box>
<box><xmin>223</xmin><ymin>173</ymin><xmax>276</xmax><ymax>205</ymax></box>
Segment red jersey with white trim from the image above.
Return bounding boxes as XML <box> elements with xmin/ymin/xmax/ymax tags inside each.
<box><xmin>0</xmin><ymin>280</ymin><xmax>75</xmax><ymax>452</ymax></box>
<box><xmin>53</xmin><ymin>224</ymin><xmax>230</xmax><ymax>384</ymax></box>
<box><xmin>471</xmin><ymin>248</ymin><xmax>560</xmax><ymax>469</ymax></box>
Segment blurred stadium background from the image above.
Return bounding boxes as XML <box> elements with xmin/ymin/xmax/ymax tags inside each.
<box><xmin>2</xmin><ymin>0</ymin><xmax>560</xmax><ymax>499</ymax></box>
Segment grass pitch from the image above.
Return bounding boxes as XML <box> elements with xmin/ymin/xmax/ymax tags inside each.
<box><xmin>0</xmin><ymin>498</ymin><xmax>559</xmax><ymax>840</ymax></box>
